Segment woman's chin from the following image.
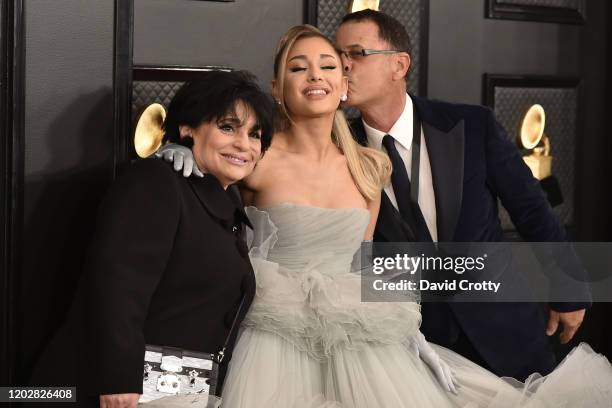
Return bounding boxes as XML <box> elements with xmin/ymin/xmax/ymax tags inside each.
<box><xmin>216</xmin><ymin>168</ymin><xmax>253</xmax><ymax>186</ymax></box>
<box><xmin>292</xmin><ymin>108</ymin><xmax>338</xmax><ymax>120</ymax></box>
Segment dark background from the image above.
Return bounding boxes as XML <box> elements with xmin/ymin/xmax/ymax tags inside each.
<box><xmin>2</xmin><ymin>0</ymin><xmax>611</xmax><ymax>388</ymax></box>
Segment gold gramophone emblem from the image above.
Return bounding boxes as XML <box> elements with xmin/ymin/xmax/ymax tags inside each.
<box><xmin>518</xmin><ymin>104</ymin><xmax>552</xmax><ymax>180</ymax></box>
<box><xmin>134</xmin><ymin>103</ymin><xmax>166</xmax><ymax>158</ymax></box>
<box><xmin>348</xmin><ymin>0</ymin><xmax>380</xmax><ymax>12</ymax></box>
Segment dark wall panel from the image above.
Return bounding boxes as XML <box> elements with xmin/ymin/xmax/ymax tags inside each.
<box><xmin>17</xmin><ymin>0</ymin><xmax>114</xmax><ymax>382</ymax></box>
<box><xmin>133</xmin><ymin>0</ymin><xmax>302</xmax><ymax>87</ymax></box>
<box><xmin>492</xmin><ymin>83</ymin><xmax>579</xmax><ymax>229</ymax></box>
<box><xmin>428</xmin><ymin>0</ymin><xmax>581</xmax><ymax>105</ymax></box>
<box><xmin>1</xmin><ymin>0</ymin><xmax>25</xmax><ymax>387</ymax></box>
<box><xmin>311</xmin><ymin>0</ymin><xmax>428</xmax><ymax>96</ymax></box>
<box><xmin>574</xmin><ymin>0</ymin><xmax>610</xmax><ymax>241</ymax></box>
<box><xmin>428</xmin><ymin>0</ymin><xmax>608</xmax><ymax>242</ymax></box>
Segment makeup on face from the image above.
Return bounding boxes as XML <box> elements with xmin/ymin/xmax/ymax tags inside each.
<box><xmin>190</xmin><ymin>103</ymin><xmax>263</xmax><ymax>188</ymax></box>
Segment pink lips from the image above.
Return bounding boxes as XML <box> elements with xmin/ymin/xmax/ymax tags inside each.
<box><xmin>221</xmin><ymin>153</ymin><xmax>249</xmax><ymax>166</ymax></box>
<box><xmin>303</xmin><ymin>86</ymin><xmax>330</xmax><ymax>98</ymax></box>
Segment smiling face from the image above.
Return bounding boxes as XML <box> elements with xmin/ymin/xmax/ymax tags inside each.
<box><xmin>183</xmin><ymin>102</ymin><xmax>263</xmax><ymax>188</ymax></box>
<box><xmin>335</xmin><ymin>20</ymin><xmax>402</xmax><ymax>109</ymax></box>
<box><xmin>275</xmin><ymin>36</ymin><xmax>347</xmax><ymax>120</ymax></box>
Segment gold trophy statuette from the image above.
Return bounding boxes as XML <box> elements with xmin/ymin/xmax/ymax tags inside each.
<box><xmin>348</xmin><ymin>0</ymin><xmax>380</xmax><ymax>13</ymax></box>
<box><xmin>518</xmin><ymin>104</ymin><xmax>552</xmax><ymax>181</ymax></box>
<box><xmin>134</xmin><ymin>103</ymin><xmax>167</xmax><ymax>158</ymax></box>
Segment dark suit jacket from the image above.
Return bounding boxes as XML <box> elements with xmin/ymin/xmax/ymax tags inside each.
<box><xmin>350</xmin><ymin>95</ymin><xmax>590</xmax><ymax>378</ymax></box>
<box><xmin>29</xmin><ymin>158</ymin><xmax>255</xmax><ymax>405</ymax></box>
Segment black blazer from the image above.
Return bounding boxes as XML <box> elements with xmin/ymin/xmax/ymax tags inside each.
<box><xmin>30</xmin><ymin>158</ymin><xmax>255</xmax><ymax>404</ymax></box>
<box><xmin>350</xmin><ymin>95</ymin><xmax>590</xmax><ymax>378</ymax></box>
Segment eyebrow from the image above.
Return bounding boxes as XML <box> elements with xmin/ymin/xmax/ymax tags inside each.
<box><xmin>219</xmin><ymin>115</ymin><xmax>262</xmax><ymax>130</ymax></box>
<box><xmin>218</xmin><ymin>116</ymin><xmax>242</xmax><ymax>125</ymax></box>
<box><xmin>340</xmin><ymin>44</ymin><xmax>363</xmax><ymax>49</ymax></box>
<box><xmin>288</xmin><ymin>53</ymin><xmax>338</xmax><ymax>62</ymax></box>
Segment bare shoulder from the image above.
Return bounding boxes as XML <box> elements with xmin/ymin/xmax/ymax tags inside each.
<box><xmin>242</xmin><ymin>145</ymin><xmax>286</xmax><ymax>190</ymax></box>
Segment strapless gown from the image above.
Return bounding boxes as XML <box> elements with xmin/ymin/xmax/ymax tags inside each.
<box><xmin>219</xmin><ymin>204</ymin><xmax>612</xmax><ymax>408</ymax></box>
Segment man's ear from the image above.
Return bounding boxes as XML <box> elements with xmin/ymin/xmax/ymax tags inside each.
<box><xmin>392</xmin><ymin>52</ymin><xmax>411</xmax><ymax>82</ymax></box>
<box><xmin>179</xmin><ymin>125</ymin><xmax>193</xmax><ymax>139</ymax></box>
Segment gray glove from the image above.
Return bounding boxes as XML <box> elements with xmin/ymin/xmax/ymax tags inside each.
<box><xmin>154</xmin><ymin>143</ymin><xmax>204</xmax><ymax>178</ymax></box>
<box><xmin>409</xmin><ymin>331</ymin><xmax>458</xmax><ymax>394</ymax></box>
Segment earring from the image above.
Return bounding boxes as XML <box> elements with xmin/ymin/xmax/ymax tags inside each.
<box><xmin>275</xmin><ymin>99</ymin><xmax>282</xmax><ymax>105</ymax></box>
<box><xmin>340</xmin><ymin>94</ymin><xmax>348</xmax><ymax>102</ymax></box>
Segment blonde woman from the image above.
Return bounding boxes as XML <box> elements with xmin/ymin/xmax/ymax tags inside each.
<box><xmin>159</xmin><ymin>25</ymin><xmax>612</xmax><ymax>408</ymax></box>
<box><xmin>159</xmin><ymin>24</ymin><xmax>459</xmax><ymax>407</ymax></box>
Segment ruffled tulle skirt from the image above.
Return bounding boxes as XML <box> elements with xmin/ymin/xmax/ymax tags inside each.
<box><xmin>216</xmin><ymin>206</ymin><xmax>612</xmax><ymax>407</ymax></box>
<box><xmin>221</xmin><ymin>328</ymin><xmax>612</xmax><ymax>408</ymax></box>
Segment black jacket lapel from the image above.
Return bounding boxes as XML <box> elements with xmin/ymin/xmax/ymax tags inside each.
<box><xmin>413</xmin><ymin>96</ymin><xmax>464</xmax><ymax>242</ymax></box>
<box><xmin>186</xmin><ymin>175</ymin><xmax>253</xmax><ymax>230</ymax></box>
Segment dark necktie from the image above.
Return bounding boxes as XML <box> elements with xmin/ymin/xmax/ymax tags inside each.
<box><xmin>382</xmin><ymin>134</ymin><xmax>433</xmax><ymax>242</ymax></box>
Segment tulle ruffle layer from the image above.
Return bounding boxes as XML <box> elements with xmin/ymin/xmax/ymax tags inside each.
<box><xmin>243</xmin><ymin>206</ymin><xmax>421</xmax><ymax>360</ymax></box>
<box><xmin>222</xmin><ymin>205</ymin><xmax>612</xmax><ymax>407</ymax></box>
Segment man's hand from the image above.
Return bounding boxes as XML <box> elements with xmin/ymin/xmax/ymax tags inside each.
<box><xmin>410</xmin><ymin>331</ymin><xmax>458</xmax><ymax>394</ymax></box>
<box><xmin>546</xmin><ymin>309</ymin><xmax>586</xmax><ymax>344</ymax></box>
<box><xmin>99</xmin><ymin>393</ymin><xmax>139</xmax><ymax>408</ymax></box>
<box><xmin>154</xmin><ymin>143</ymin><xmax>204</xmax><ymax>178</ymax></box>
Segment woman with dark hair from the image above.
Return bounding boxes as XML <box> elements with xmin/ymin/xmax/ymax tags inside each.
<box><xmin>29</xmin><ymin>70</ymin><xmax>274</xmax><ymax>408</ymax></box>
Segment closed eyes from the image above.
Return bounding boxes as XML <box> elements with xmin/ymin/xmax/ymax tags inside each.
<box><xmin>289</xmin><ymin>65</ymin><xmax>337</xmax><ymax>73</ymax></box>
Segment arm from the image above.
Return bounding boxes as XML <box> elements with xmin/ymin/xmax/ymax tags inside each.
<box><xmin>85</xmin><ymin>159</ymin><xmax>180</xmax><ymax>397</ymax></box>
<box><xmin>483</xmin><ymin>107</ymin><xmax>566</xmax><ymax>242</ymax></box>
<box><xmin>410</xmin><ymin>331</ymin><xmax>458</xmax><ymax>394</ymax></box>
<box><xmin>482</xmin><ymin>108</ymin><xmax>589</xmax><ymax>339</ymax></box>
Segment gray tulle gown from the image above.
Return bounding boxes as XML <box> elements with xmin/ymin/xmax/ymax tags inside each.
<box><xmin>216</xmin><ymin>204</ymin><xmax>612</xmax><ymax>408</ymax></box>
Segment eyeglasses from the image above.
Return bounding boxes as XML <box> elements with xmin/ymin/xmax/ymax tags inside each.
<box><xmin>339</xmin><ymin>48</ymin><xmax>403</xmax><ymax>61</ymax></box>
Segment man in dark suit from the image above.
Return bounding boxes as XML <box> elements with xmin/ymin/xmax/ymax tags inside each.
<box><xmin>335</xmin><ymin>9</ymin><xmax>589</xmax><ymax>380</ymax></box>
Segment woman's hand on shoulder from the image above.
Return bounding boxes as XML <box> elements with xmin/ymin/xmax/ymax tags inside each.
<box><xmin>99</xmin><ymin>393</ymin><xmax>140</xmax><ymax>408</ymax></box>
<box><xmin>155</xmin><ymin>143</ymin><xmax>203</xmax><ymax>178</ymax></box>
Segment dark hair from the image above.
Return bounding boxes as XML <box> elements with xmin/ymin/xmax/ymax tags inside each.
<box><xmin>340</xmin><ymin>9</ymin><xmax>411</xmax><ymax>55</ymax></box>
<box><xmin>163</xmin><ymin>70</ymin><xmax>275</xmax><ymax>152</ymax></box>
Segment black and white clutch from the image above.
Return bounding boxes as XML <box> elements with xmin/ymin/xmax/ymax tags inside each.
<box><xmin>139</xmin><ymin>345</ymin><xmax>219</xmax><ymax>404</ymax></box>
<box><xmin>138</xmin><ymin>297</ymin><xmax>245</xmax><ymax>406</ymax></box>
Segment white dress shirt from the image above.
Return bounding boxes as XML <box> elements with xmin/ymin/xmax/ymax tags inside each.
<box><xmin>363</xmin><ymin>95</ymin><xmax>438</xmax><ymax>242</ymax></box>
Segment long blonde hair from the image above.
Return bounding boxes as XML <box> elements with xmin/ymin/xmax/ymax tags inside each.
<box><xmin>273</xmin><ymin>25</ymin><xmax>391</xmax><ymax>201</ymax></box>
